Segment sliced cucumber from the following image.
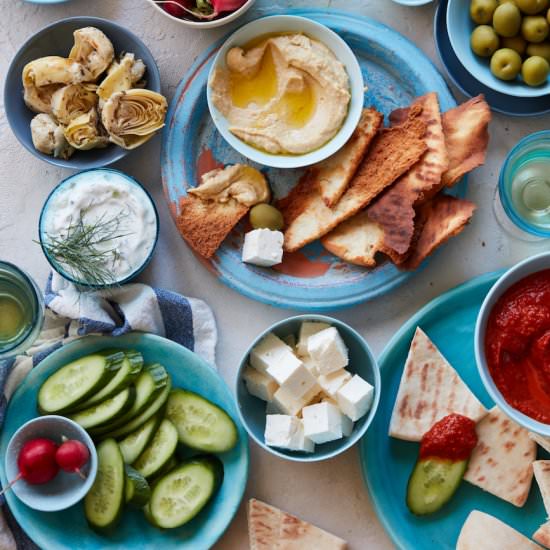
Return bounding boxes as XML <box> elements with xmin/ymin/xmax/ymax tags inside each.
<box><xmin>124</xmin><ymin>465</ymin><xmax>151</xmax><ymax>507</ymax></box>
<box><xmin>148</xmin><ymin>458</ymin><xmax>219</xmax><ymax>529</ymax></box>
<box><xmin>133</xmin><ymin>419</ymin><xmax>178</xmax><ymax>479</ymax></box>
<box><xmin>119</xmin><ymin>413</ymin><xmax>161</xmax><ymax>464</ymax></box>
<box><xmin>85</xmin><ymin>439</ymin><xmax>125</xmax><ymax>532</ymax></box>
<box><xmin>38</xmin><ymin>350</ymin><xmax>125</xmax><ymax>414</ymax></box>
<box><xmin>406</xmin><ymin>458</ymin><xmax>467</xmax><ymax>515</ymax></box>
<box><xmin>74</xmin><ymin>350</ymin><xmax>143</xmax><ymax>411</ymax></box>
<box><xmin>165</xmin><ymin>389</ymin><xmax>238</xmax><ymax>453</ymax></box>
<box><xmin>69</xmin><ymin>387</ymin><xmax>135</xmax><ymax>430</ymax></box>
<box><xmin>152</xmin><ymin>456</ymin><xmax>178</xmax><ymax>481</ymax></box>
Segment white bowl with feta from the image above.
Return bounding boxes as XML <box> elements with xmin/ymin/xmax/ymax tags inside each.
<box><xmin>236</xmin><ymin>315</ymin><xmax>381</xmax><ymax>462</ymax></box>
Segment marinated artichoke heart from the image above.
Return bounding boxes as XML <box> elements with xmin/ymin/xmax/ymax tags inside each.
<box><xmin>97</xmin><ymin>53</ymin><xmax>147</xmax><ymax>101</ymax></box>
<box><xmin>189</xmin><ymin>164</ymin><xmax>271</xmax><ymax>207</ymax></box>
<box><xmin>101</xmin><ymin>89</ymin><xmax>167</xmax><ymax>150</ymax></box>
<box><xmin>51</xmin><ymin>83</ymin><xmax>98</xmax><ymax>125</ymax></box>
<box><xmin>64</xmin><ymin>108</ymin><xmax>109</xmax><ymax>150</ymax></box>
<box><xmin>69</xmin><ymin>26</ymin><xmax>115</xmax><ymax>81</ymax></box>
<box><xmin>30</xmin><ymin>113</ymin><xmax>74</xmax><ymax>159</ymax></box>
<box><xmin>22</xmin><ymin>56</ymin><xmax>85</xmax><ymax>113</ymax></box>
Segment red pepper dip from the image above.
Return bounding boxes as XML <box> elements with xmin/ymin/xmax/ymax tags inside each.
<box><xmin>419</xmin><ymin>413</ymin><xmax>478</xmax><ymax>461</ymax></box>
<box><xmin>485</xmin><ymin>269</ymin><xmax>550</xmax><ymax>424</ymax></box>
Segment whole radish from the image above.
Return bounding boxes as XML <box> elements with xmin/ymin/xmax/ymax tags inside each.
<box><xmin>157</xmin><ymin>0</ymin><xmax>247</xmax><ymax>19</ymax></box>
<box><xmin>0</xmin><ymin>438</ymin><xmax>59</xmax><ymax>496</ymax></box>
<box><xmin>56</xmin><ymin>439</ymin><xmax>90</xmax><ymax>480</ymax></box>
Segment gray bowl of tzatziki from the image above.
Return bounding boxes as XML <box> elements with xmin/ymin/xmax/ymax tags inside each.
<box><xmin>39</xmin><ymin>168</ymin><xmax>159</xmax><ymax>287</ymax></box>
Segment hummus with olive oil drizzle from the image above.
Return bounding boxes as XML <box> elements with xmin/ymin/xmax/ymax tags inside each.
<box><xmin>209</xmin><ymin>33</ymin><xmax>351</xmax><ymax>155</ymax></box>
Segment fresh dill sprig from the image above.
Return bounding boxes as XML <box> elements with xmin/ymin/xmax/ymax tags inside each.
<box><xmin>40</xmin><ymin>211</ymin><xmax>133</xmax><ymax>287</ymax></box>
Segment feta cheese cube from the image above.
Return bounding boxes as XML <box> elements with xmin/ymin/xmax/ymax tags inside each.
<box><xmin>302</xmin><ymin>355</ymin><xmax>319</xmax><ymax>377</ymax></box>
<box><xmin>250</xmin><ymin>332</ymin><xmax>295</xmax><ymax>372</ymax></box>
<box><xmin>242</xmin><ymin>229</ymin><xmax>284</xmax><ymax>267</ymax></box>
<box><xmin>264</xmin><ymin>415</ymin><xmax>314</xmax><ymax>452</ymax></box>
<box><xmin>302</xmin><ymin>402</ymin><xmax>345</xmax><ymax>444</ymax></box>
<box><xmin>318</xmin><ymin>369</ymin><xmax>352</xmax><ymax>397</ymax></box>
<box><xmin>341</xmin><ymin>413</ymin><xmax>354</xmax><ymax>437</ymax></box>
<box><xmin>243</xmin><ymin>365</ymin><xmax>278</xmax><ymax>402</ymax></box>
<box><xmin>297</xmin><ymin>321</ymin><xmax>331</xmax><ymax>356</ymax></box>
<box><xmin>267</xmin><ymin>360</ymin><xmax>317</xmax><ymax>398</ymax></box>
<box><xmin>307</xmin><ymin>327</ymin><xmax>349</xmax><ymax>375</ymax></box>
<box><xmin>272</xmin><ymin>385</ymin><xmax>320</xmax><ymax>416</ymax></box>
<box><xmin>336</xmin><ymin>375</ymin><xmax>374</xmax><ymax>421</ymax></box>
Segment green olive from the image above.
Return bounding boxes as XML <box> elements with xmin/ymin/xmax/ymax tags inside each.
<box><xmin>471</xmin><ymin>0</ymin><xmax>499</xmax><ymax>23</ymax></box>
<box><xmin>490</xmin><ymin>47</ymin><xmax>523</xmax><ymax>79</ymax></box>
<box><xmin>516</xmin><ymin>0</ymin><xmax>548</xmax><ymax>14</ymax></box>
<box><xmin>522</xmin><ymin>15</ymin><xmax>550</xmax><ymax>42</ymax></box>
<box><xmin>499</xmin><ymin>0</ymin><xmax>517</xmax><ymax>4</ymax></box>
<box><xmin>501</xmin><ymin>34</ymin><xmax>528</xmax><ymax>53</ymax></box>
<box><xmin>527</xmin><ymin>40</ymin><xmax>550</xmax><ymax>60</ymax></box>
<box><xmin>493</xmin><ymin>2</ymin><xmax>522</xmax><ymax>36</ymax></box>
<box><xmin>522</xmin><ymin>54</ymin><xmax>550</xmax><ymax>84</ymax></box>
<box><xmin>249</xmin><ymin>203</ymin><xmax>284</xmax><ymax>231</ymax></box>
<box><xmin>471</xmin><ymin>25</ymin><xmax>501</xmax><ymax>56</ymax></box>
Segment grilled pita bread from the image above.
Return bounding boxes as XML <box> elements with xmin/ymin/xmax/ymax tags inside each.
<box><xmin>530</xmin><ymin>432</ymin><xmax>550</xmax><ymax>454</ymax></box>
<box><xmin>534</xmin><ymin>461</ymin><xmax>550</xmax><ymax>516</ymax></box>
<box><xmin>248</xmin><ymin>499</ymin><xmax>347</xmax><ymax>550</ymax></box>
<box><xmin>280</xmin><ymin>107</ymin><xmax>428</xmax><ymax>253</ymax></box>
<box><xmin>389</xmin><ymin>327</ymin><xmax>487</xmax><ymax>442</ymax></box>
<box><xmin>534</xmin><ymin>522</ymin><xmax>550</xmax><ymax>549</ymax></box>
<box><xmin>464</xmin><ymin>406</ymin><xmax>536</xmax><ymax>507</ymax></box>
<box><xmin>317</xmin><ymin>109</ymin><xmax>381</xmax><ymax>207</ymax></box>
<box><xmin>457</xmin><ymin>511</ymin><xmax>543</xmax><ymax>550</ymax></box>
<box><xmin>441</xmin><ymin>95</ymin><xmax>491</xmax><ymax>187</ymax></box>
<box><xmin>366</xmin><ymin>92</ymin><xmax>449</xmax><ymax>257</ymax></box>
<box><xmin>400</xmin><ymin>194</ymin><xmax>476</xmax><ymax>270</ymax></box>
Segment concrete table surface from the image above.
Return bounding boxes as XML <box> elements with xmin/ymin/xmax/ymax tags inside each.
<box><xmin>0</xmin><ymin>0</ymin><xmax>548</xmax><ymax>548</ymax></box>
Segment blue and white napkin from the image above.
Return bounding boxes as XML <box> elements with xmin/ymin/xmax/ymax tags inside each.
<box><xmin>0</xmin><ymin>273</ymin><xmax>217</xmax><ymax>549</ymax></box>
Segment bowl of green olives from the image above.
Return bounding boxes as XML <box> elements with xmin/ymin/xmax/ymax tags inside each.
<box><xmin>447</xmin><ymin>0</ymin><xmax>550</xmax><ymax>96</ymax></box>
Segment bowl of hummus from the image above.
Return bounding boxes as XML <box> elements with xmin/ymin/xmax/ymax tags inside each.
<box><xmin>207</xmin><ymin>15</ymin><xmax>364</xmax><ymax>169</ymax></box>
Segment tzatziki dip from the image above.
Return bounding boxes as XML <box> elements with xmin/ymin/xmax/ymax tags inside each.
<box><xmin>40</xmin><ymin>169</ymin><xmax>158</xmax><ymax>285</ymax></box>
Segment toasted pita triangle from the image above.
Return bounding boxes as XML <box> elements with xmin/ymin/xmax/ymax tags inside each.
<box><xmin>534</xmin><ymin>461</ymin><xmax>550</xmax><ymax>516</ymax></box>
<box><xmin>441</xmin><ymin>95</ymin><xmax>491</xmax><ymax>187</ymax></box>
<box><xmin>534</xmin><ymin>522</ymin><xmax>550</xmax><ymax>549</ymax></box>
<box><xmin>464</xmin><ymin>406</ymin><xmax>536</xmax><ymax>507</ymax></box>
<box><xmin>530</xmin><ymin>432</ymin><xmax>550</xmax><ymax>454</ymax></box>
<box><xmin>457</xmin><ymin>511</ymin><xmax>542</xmax><ymax>550</ymax></box>
<box><xmin>248</xmin><ymin>499</ymin><xmax>347</xmax><ymax>550</ymax></box>
<box><xmin>389</xmin><ymin>327</ymin><xmax>487</xmax><ymax>442</ymax></box>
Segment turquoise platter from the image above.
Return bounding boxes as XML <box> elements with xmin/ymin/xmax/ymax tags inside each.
<box><xmin>0</xmin><ymin>333</ymin><xmax>249</xmax><ymax>550</ymax></box>
<box><xmin>360</xmin><ymin>270</ymin><xmax>548</xmax><ymax>549</ymax></box>
<box><xmin>161</xmin><ymin>9</ymin><xmax>466</xmax><ymax>311</ymax></box>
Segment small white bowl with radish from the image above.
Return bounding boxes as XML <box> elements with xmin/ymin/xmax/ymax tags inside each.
<box><xmin>146</xmin><ymin>0</ymin><xmax>256</xmax><ymax>29</ymax></box>
<box><xmin>4</xmin><ymin>416</ymin><xmax>97</xmax><ymax>512</ymax></box>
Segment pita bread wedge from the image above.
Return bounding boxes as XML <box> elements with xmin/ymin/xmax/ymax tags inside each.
<box><xmin>534</xmin><ymin>461</ymin><xmax>550</xmax><ymax>516</ymax></box>
<box><xmin>316</xmin><ymin>109</ymin><xmax>381</xmax><ymax>207</ymax></box>
<box><xmin>457</xmin><ymin>510</ymin><xmax>543</xmax><ymax>550</ymax></box>
<box><xmin>400</xmin><ymin>194</ymin><xmax>476</xmax><ymax>271</ymax></box>
<box><xmin>280</xmin><ymin>107</ymin><xmax>428</xmax><ymax>253</ymax></box>
<box><xmin>441</xmin><ymin>95</ymin><xmax>491</xmax><ymax>187</ymax></box>
<box><xmin>464</xmin><ymin>406</ymin><xmax>536</xmax><ymax>507</ymax></box>
<box><xmin>534</xmin><ymin>522</ymin><xmax>550</xmax><ymax>549</ymax></box>
<box><xmin>248</xmin><ymin>498</ymin><xmax>347</xmax><ymax>550</ymax></box>
<box><xmin>530</xmin><ymin>432</ymin><xmax>550</xmax><ymax>454</ymax></box>
<box><xmin>389</xmin><ymin>327</ymin><xmax>487</xmax><ymax>442</ymax></box>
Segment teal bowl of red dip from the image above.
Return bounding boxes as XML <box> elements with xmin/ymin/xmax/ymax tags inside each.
<box><xmin>475</xmin><ymin>252</ymin><xmax>550</xmax><ymax>436</ymax></box>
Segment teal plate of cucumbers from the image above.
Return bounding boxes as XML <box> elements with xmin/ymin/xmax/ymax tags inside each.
<box><xmin>0</xmin><ymin>333</ymin><xmax>249</xmax><ymax>550</ymax></box>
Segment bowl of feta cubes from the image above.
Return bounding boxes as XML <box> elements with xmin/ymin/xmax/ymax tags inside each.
<box><xmin>236</xmin><ymin>315</ymin><xmax>380</xmax><ymax>462</ymax></box>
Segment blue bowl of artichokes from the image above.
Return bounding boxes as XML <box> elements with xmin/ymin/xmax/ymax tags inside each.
<box><xmin>4</xmin><ymin>17</ymin><xmax>165</xmax><ymax>169</ymax></box>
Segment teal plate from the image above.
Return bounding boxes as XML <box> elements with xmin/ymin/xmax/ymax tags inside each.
<box><xmin>360</xmin><ymin>270</ymin><xmax>548</xmax><ymax>549</ymax></box>
<box><xmin>0</xmin><ymin>333</ymin><xmax>249</xmax><ymax>550</ymax></box>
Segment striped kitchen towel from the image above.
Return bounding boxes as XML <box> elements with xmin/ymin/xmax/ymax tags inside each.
<box><xmin>0</xmin><ymin>272</ymin><xmax>217</xmax><ymax>550</ymax></box>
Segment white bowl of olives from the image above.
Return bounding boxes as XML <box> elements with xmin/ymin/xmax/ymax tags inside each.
<box><xmin>447</xmin><ymin>0</ymin><xmax>550</xmax><ymax>96</ymax></box>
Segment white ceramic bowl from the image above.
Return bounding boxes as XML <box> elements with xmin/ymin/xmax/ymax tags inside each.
<box><xmin>206</xmin><ymin>15</ymin><xmax>365</xmax><ymax>169</ymax></box>
<box><xmin>447</xmin><ymin>0</ymin><xmax>550</xmax><ymax>97</ymax></box>
<box><xmin>475</xmin><ymin>252</ymin><xmax>550</xmax><ymax>436</ymax></box>
<box><xmin>146</xmin><ymin>0</ymin><xmax>256</xmax><ymax>29</ymax></box>
<box><xmin>5</xmin><ymin>416</ymin><xmax>97</xmax><ymax>512</ymax></box>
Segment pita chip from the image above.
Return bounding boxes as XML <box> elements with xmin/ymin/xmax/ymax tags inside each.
<box><xmin>457</xmin><ymin>510</ymin><xmax>543</xmax><ymax>550</ymax></box>
<box><xmin>534</xmin><ymin>522</ymin><xmax>550</xmax><ymax>549</ymax></box>
<box><xmin>441</xmin><ymin>95</ymin><xmax>491</xmax><ymax>187</ymax></box>
<box><xmin>530</xmin><ymin>432</ymin><xmax>550</xmax><ymax>454</ymax></box>
<box><xmin>248</xmin><ymin>498</ymin><xmax>347</xmax><ymax>550</ymax></box>
<box><xmin>534</xmin><ymin>461</ymin><xmax>550</xmax><ymax>516</ymax></box>
<box><xmin>464</xmin><ymin>406</ymin><xmax>536</xmax><ymax>507</ymax></box>
<box><xmin>389</xmin><ymin>327</ymin><xmax>487</xmax><ymax>442</ymax></box>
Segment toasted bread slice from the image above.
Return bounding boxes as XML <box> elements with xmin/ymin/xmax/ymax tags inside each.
<box><xmin>401</xmin><ymin>194</ymin><xmax>476</xmax><ymax>271</ymax></box>
<box><xmin>316</xmin><ymin>109</ymin><xmax>380</xmax><ymax>207</ymax></box>
<box><xmin>280</xmin><ymin>107</ymin><xmax>428</xmax><ymax>253</ymax></box>
<box><xmin>441</xmin><ymin>95</ymin><xmax>491</xmax><ymax>187</ymax></box>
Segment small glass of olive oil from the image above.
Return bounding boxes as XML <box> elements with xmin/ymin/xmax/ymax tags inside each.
<box><xmin>0</xmin><ymin>262</ymin><xmax>44</xmax><ymax>359</ymax></box>
<box><xmin>494</xmin><ymin>131</ymin><xmax>550</xmax><ymax>241</ymax></box>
